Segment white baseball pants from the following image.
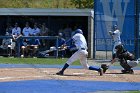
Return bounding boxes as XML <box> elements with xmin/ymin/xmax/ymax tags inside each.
<box><xmin>66</xmin><ymin>50</ymin><xmax>89</xmax><ymax>69</ymax></box>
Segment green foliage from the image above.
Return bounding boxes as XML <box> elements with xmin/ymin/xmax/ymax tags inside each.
<box><xmin>0</xmin><ymin>0</ymin><xmax>93</xmax><ymax>8</ymax></box>
<box><xmin>0</xmin><ymin>0</ymin><xmax>50</xmax><ymax>8</ymax></box>
<box><xmin>70</xmin><ymin>0</ymin><xmax>94</xmax><ymax>8</ymax></box>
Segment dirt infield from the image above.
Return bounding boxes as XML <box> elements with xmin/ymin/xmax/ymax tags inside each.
<box><xmin>0</xmin><ymin>68</ymin><xmax>140</xmax><ymax>82</ymax></box>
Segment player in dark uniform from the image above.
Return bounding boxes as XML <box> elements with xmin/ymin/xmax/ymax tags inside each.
<box><xmin>103</xmin><ymin>44</ymin><xmax>139</xmax><ymax>74</ymax></box>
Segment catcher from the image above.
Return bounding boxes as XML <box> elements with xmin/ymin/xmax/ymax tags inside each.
<box><xmin>101</xmin><ymin>44</ymin><xmax>139</xmax><ymax>74</ymax></box>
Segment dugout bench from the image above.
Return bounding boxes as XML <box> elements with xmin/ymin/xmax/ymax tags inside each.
<box><xmin>0</xmin><ymin>36</ymin><xmax>59</xmax><ymax>58</ymax></box>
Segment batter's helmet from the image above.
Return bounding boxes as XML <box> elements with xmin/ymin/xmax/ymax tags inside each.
<box><xmin>75</xmin><ymin>29</ymin><xmax>83</xmax><ymax>34</ymax></box>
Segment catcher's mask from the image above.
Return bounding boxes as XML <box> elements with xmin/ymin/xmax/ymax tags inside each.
<box><xmin>115</xmin><ymin>44</ymin><xmax>124</xmax><ymax>52</ymax></box>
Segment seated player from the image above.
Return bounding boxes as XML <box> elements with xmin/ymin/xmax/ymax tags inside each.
<box><xmin>21</xmin><ymin>39</ymin><xmax>40</xmax><ymax>57</ymax></box>
<box><xmin>0</xmin><ymin>32</ymin><xmax>13</xmax><ymax>55</ymax></box>
<box><xmin>21</xmin><ymin>39</ymin><xmax>30</xmax><ymax>57</ymax></box>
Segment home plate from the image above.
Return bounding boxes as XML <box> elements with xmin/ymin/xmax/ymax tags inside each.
<box><xmin>73</xmin><ymin>73</ymin><xmax>85</xmax><ymax>75</ymax></box>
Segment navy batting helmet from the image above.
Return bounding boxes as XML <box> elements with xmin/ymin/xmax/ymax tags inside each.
<box><xmin>75</xmin><ymin>29</ymin><xmax>83</xmax><ymax>34</ymax></box>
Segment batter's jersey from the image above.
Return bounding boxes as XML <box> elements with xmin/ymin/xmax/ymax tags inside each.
<box><xmin>72</xmin><ymin>33</ymin><xmax>87</xmax><ymax>50</ymax></box>
<box><xmin>12</xmin><ymin>27</ymin><xmax>21</xmax><ymax>36</ymax></box>
<box><xmin>22</xmin><ymin>27</ymin><xmax>32</xmax><ymax>36</ymax></box>
<box><xmin>112</xmin><ymin>29</ymin><xmax>121</xmax><ymax>43</ymax></box>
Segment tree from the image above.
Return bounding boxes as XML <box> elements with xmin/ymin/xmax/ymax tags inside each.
<box><xmin>70</xmin><ymin>0</ymin><xmax>93</xmax><ymax>8</ymax></box>
<box><xmin>0</xmin><ymin>0</ymin><xmax>94</xmax><ymax>8</ymax></box>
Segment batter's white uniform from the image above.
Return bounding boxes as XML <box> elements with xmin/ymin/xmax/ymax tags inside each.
<box><xmin>111</xmin><ymin>29</ymin><xmax>121</xmax><ymax>54</ymax></box>
<box><xmin>66</xmin><ymin>33</ymin><xmax>89</xmax><ymax>69</ymax></box>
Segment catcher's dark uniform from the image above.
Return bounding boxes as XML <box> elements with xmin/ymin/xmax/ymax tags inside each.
<box><xmin>101</xmin><ymin>44</ymin><xmax>138</xmax><ymax>74</ymax></box>
<box><xmin>115</xmin><ymin>44</ymin><xmax>135</xmax><ymax>73</ymax></box>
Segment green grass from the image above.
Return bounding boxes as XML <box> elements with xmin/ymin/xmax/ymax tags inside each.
<box><xmin>0</xmin><ymin>57</ymin><xmax>139</xmax><ymax>67</ymax></box>
<box><xmin>126</xmin><ymin>91</ymin><xmax>140</xmax><ymax>93</ymax></box>
<box><xmin>0</xmin><ymin>57</ymin><xmax>80</xmax><ymax>65</ymax></box>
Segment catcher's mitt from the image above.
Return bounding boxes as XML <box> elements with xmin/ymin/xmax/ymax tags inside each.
<box><xmin>101</xmin><ymin>64</ymin><xmax>109</xmax><ymax>73</ymax></box>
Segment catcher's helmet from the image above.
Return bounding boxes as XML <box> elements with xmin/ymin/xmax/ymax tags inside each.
<box><xmin>75</xmin><ymin>29</ymin><xmax>83</xmax><ymax>34</ymax></box>
<box><xmin>115</xmin><ymin>44</ymin><xmax>124</xmax><ymax>52</ymax></box>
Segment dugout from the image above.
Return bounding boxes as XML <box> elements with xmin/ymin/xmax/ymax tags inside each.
<box><xmin>0</xmin><ymin>8</ymin><xmax>94</xmax><ymax>58</ymax></box>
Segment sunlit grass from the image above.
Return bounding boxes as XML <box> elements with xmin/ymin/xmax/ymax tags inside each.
<box><xmin>0</xmin><ymin>57</ymin><xmax>80</xmax><ymax>65</ymax></box>
<box><xmin>126</xmin><ymin>91</ymin><xmax>140</xmax><ymax>93</ymax></box>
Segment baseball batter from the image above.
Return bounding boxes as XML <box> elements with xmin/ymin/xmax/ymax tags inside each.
<box><xmin>109</xmin><ymin>25</ymin><xmax>121</xmax><ymax>58</ymax></box>
<box><xmin>56</xmin><ymin>29</ymin><xmax>103</xmax><ymax>76</ymax></box>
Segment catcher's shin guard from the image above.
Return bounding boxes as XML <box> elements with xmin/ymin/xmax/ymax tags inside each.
<box><xmin>120</xmin><ymin>59</ymin><xmax>131</xmax><ymax>71</ymax></box>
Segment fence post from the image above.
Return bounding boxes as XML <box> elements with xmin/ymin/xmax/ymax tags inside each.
<box><xmin>55</xmin><ymin>36</ymin><xmax>58</xmax><ymax>58</ymax></box>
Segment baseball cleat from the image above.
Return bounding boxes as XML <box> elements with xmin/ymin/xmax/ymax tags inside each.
<box><xmin>121</xmin><ymin>69</ymin><xmax>134</xmax><ymax>74</ymax></box>
<box><xmin>98</xmin><ymin>68</ymin><xmax>103</xmax><ymax>76</ymax></box>
<box><xmin>56</xmin><ymin>71</ymin><xmax>64</xmax><ymax>75</ymax></box>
